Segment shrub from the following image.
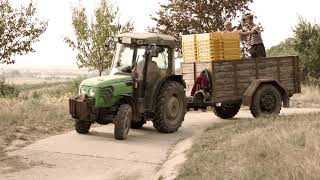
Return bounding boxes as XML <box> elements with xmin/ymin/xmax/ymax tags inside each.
<box><xmin>0</xmin><ymin>78</ymin><xmax>20</xmax><ymax>98</ymax></box>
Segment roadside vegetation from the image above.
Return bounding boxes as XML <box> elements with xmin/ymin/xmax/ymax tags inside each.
<box><xmin>177</xmin><ymin>113</ymin><xmax>320</xmax><ymax>180</ymax></box>
<box><xmin>291</xmin><ymin>85</ymin><xmax>320</xmax><ymax>108</ymax></box>
<box><xmin>0</xmin><ymin>78</ymin><xmax>82</xmax><ymax>155</ymax></box>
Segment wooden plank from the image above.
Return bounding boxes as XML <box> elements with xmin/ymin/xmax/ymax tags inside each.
<box><xmin>215</xmin><ymin>95</ymin><xmax>242</xmax><ymax>101</ymax></box>
<box><xmin>215</xmin><ymin>90</ymin><xmax>237</xmax><ymax>97</ymax></box>
<box><xmin>259</xmin><ymin>67</ymin><xmax>278</xmax><ymax>74</ymax></box>
<box><xmin>255</xmin><ymin>59</ymin><xmax>259</xmax><ymax>79</ymax></box>
<box><xmin>214</xmin><ymin>65</ymin><xmax>234</xmax><ymax>72</ymax></box>
<box><xmin>215</xmin><ymin>85</ymin><xmax>235</xmax><ymax>92</ymax></box>
<box><xmin>237</xmin><ymin>70</ymin><xmax>257</xmax><ymax>77</ymax></box>
<box><xmin>215</xmin><ymin>78</ymin><xmax>234</xmax><ymax>84</ymax></box>
<box><xmin>215</xmin><ymin>72</ymin><xmax>234</xmax><ymax>79</ymax></box>
<box><xmin>258</xmin><ymin>75</ymin><xmax>278</xmax><ymax>80</ymax></box>
<box><xmin>181</xmin><ymin>67</ymin><xmax>194</xmax><ymax>74</ymax></box>
<box><xmin>257</xmin><ymin>61</ymin><xmax>278</xmax><ymax>68</ymax></box>
<box><xmin>211</xmin><ymin>62</ymin><xmax>217</xmax><ymax>102</ymax></box>
<box><xmin>182</xmin><ymin>73</ymin><xmax>194</xmax><ymax>80</ymax></box>
<box><xmin>233</xmin><ymin>64</ymin><xmax>238</xmax><ymax>97</ymax></box>
<box><xmin>182</xmin><ymin>63</ymin><xmax>194</xmax><ymax>69</ymax></box>
<box><xmin>280</xmin><ymin>79</ymin><xmax>294</xmax><ymax>85</ymax></box>
<box><xmin>280</xmin><ymin>66</ymin><xmax>294</xmax><ymax>74</ymax></box>
<box><xmin>237</xmin><ymin>76</ymin><xmax>257</xmax><ymax>83</ymax></box>
<box><xmin>236</xmin><ymin>63</ymin><xmax>256</xmax><ymax>70</ymax></box>
<box><xmin>293</xmin><ymin>56</ymin><xmax>297</xmax><ymax>93</ymax></box>
<box><xmin>279</xmin><ymin>60</ymin><xmax>294</xmax><ymax>66</ymax></box>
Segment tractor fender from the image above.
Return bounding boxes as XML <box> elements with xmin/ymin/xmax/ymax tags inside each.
<box><xmin>242</xmin><ymin>79</ymin><xmax>290</xmax><ymax>108</ymax></box>
<box><xmin>152</xmin><ymin>75</ymin><xmax>185</xmax><ymax>112</ymax></box>
<box><xmin>119</xmin><ymin>95</ymin><xmax>139</xmax><ymax>122</ymax></box>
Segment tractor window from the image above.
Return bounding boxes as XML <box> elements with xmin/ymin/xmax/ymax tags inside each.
<box><xmin>151</xmin><ymin>47</ymin><xmax>169</xmax><ymax>69</ymax></box>
<box><xmin>135</xmin><ymin>47</ymin><xmax>147</xmax><ymax>80</ymax></box>
<box><xmin>114</xmin><ymin>44</ymin><xmax>134</xmax><ymax>72</ymax></box>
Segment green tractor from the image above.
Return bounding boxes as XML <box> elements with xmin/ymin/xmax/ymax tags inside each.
<box><xmin>69</xmin><ymin>33</ymin><xmax>187</xmax><ymax>140</ymax></box>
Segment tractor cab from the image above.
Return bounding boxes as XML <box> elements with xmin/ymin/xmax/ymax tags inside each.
<box><xmin>108</xmin><ymin>33</ymin><xmax>183</xmax><ymax>112</ymax></box>
<box><xmin>69</xmin><ymin>33</ymin><xmax>187</xmax><ymax>140</ymax></box>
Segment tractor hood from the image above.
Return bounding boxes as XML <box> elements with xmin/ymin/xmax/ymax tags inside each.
<box><xmin>80</xmin><ymin>74</ymin><xmax>132</xmax><ymax>88</ymax></box>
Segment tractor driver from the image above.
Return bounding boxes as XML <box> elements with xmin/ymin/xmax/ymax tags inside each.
<box><xmin>135</xmin><ymin>54</ymin><xmax>160</xmax><ymax>82</ymax></box>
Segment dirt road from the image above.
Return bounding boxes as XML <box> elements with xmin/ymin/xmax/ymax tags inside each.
<box><xmin>1</xmin><ymin>108</ymin><xmax>319</xmax><ymax>180</ymax></box>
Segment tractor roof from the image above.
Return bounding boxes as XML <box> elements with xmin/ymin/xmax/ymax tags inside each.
<box><xmin>116</xmin><ymin>33</ymin><xmax>177</xmax><ymax>47</ymax></box>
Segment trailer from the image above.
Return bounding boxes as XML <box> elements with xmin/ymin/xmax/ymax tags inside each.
<box><xmin>182</xmin><ymin>56</ymin><xmax>301</xmax><ymax>118</ymax></box>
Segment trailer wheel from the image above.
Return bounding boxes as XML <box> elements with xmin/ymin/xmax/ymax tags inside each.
<box><xmin>153</xmin><ymin>81</ymin><xmax>186</xmax><ymax>133</ymax></box>
<box><xmin>213</xmin><ymin>103</ymin><xmax>241</xmax><ymax>119</ymax></box>
<box><xmin>75</xmin><ymin>119</ymin><xmax>91</xmax><ymax>134</ymax></box>
<box><xmin>250</xmin><ymin>84</ymin><xmax>282</xmax><ymax>118</ymax></box>
<box><xmin>114</xmin><ymin>104</ymin><xmax>132</xmax><ymax>140</ymax></box>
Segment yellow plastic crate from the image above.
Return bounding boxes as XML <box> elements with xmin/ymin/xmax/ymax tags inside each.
<box><xmin>182</xmin><ymin>34</ymin><xmax>197</xmax><ymax>42</ymax></box>
<box><xmin>182</xmin><ymin>34</ymin><xmax>198</xmax><ymax>62</ymax></box>
<box><xmin>196</xmin><ymin>32</ymin><xmax>222</xmax><ymax>41</ymax></box>
<box><xmin>221</xmin><ymin>32</ymin><xmax>240</xmax><ymax>40</ymax></box>
<box><xmin>224</xmin><ymin>55</ymin><xmax>241</xmax><ymax>60</ymax></box>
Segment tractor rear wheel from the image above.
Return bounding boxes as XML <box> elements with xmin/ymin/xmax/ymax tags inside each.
<box><xmin>153</xmin><ymin>81</ymin><xmax>186</xmax><ymax>133</ymax></box>
<box><xmin>114</xmin><ymin>104</ymin><xmax>132</xmax><ymax>140</ymax></box>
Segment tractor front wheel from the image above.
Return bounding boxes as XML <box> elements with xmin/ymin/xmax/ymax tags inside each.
<box><xmin>114</xmin><ymin>104</ymin><xmax>132</xmax><ymax>140</ymax></box>
<box><xmin>75</xmin><ymin>119</ymin><xmax>91</xmax><ymax>134</ymax></box>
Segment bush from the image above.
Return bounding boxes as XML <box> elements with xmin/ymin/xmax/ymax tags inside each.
<box><xmin>294</xmin><ymin>17</ymin><xmax>320</xmax><ymax>83</ymax></box>
<box><xmin>0</xmin><ymin>78</ymin><xmax>20</xmax><ymax>98</ymax></box>
<box><xmin>68</xmin><ymin>76</ymin><xmax>86</xmax><ymax>95</ymax></box>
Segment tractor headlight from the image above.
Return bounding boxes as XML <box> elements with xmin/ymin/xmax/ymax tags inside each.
<box><xmin>79</xmin><ymin>86</ymin><xmax>86</xmax><ymax>95</ymax></box>
<box><xmin>88</xmin><ymin>88</ymin><xmax>96</xmax><ymax>97</ymax></box>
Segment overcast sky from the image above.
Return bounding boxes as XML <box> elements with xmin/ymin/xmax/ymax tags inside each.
<box><xmin>2</xmin><ymin>0</ymin><xmax>320</xmax><ymax>69</ymax></box>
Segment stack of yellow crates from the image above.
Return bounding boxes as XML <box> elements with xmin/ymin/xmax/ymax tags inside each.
<box><xmin>181</xmin><ymin>32</ymin><xmax>241</xmax><ymax>62</ymax></box>
<box><xmin>182</xmin><ymin>34</ymin><xmax>198</xmax><ymax>62</ymax></box>
<box><xmin>196</xmin><ymin>33</ymin><xmax>223</xmax><ymax>61</ymax></box>
<box><xmin>221</xmin><ymin>32</ymin><xmax>241</xmax><ymax>60</ymax></box>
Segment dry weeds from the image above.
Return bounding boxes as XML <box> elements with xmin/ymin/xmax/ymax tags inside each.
<box><xmin>291</xmin><ymin>86</ymin><xmax>320</xmax><ymax>108</ymax></box>
<box><xmin>0</xmin><ymin>84</ymin><xmax>74</xmax><ymax>154</ymax></box>
<box><xmin>177</xmin><ymin>113</ymin><xmax>320</xmax><ymax>180</ymax></box>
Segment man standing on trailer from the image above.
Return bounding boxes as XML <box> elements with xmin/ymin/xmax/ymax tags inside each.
<box><xmin>239</xmin><ymin>14</ymin><xmax>266</xmax><ymax>58</ymax></box>
<box><xmin>224</xmin><ymin>21</ymin><xmax>234</xmax><ymax>32</ymax></box>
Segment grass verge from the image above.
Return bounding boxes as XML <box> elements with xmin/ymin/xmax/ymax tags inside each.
<box><xmin>0</xmin><ymin>83</ymin><xmax>76</xmax><ymax>155</ymax></box>
<box><xmin>291</xmin><ymin>86</ymin><xmax>320</xmax><ymax>108</ymax></box>
<box><xmin>177</xmin><ymin>113</ymin><xmax>320</xmax><ymax>180</ymax></box>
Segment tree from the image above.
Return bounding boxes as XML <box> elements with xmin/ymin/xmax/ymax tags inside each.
<box><xmin>0</xmin><ymin>0</ymin><xmax>48</xmax><ymax>64</ymax></box>
<box><xmin>65</xmin><ymin>0</ymin><xmax>134</xmax><ymax>76</ymax></box>
<box><xmin>151</xmin><ymin>0</ymin><xmax>253</xmax><ymax>41</ymax></box>
<box><xmin>267</xmin><ymin>38</ymin><xmax>298</xmax><ymax>57</ymax></box>
<box><xmin>294</xmin><ymin>17</ymin><xmax>320</xmax><ymax>85</ymax></box>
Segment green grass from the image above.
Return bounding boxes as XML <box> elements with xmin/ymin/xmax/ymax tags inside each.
<box><xmin>177</xmin><ymin>113</ymin><xmax>320</xmax><ymax>180</ymax></box>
